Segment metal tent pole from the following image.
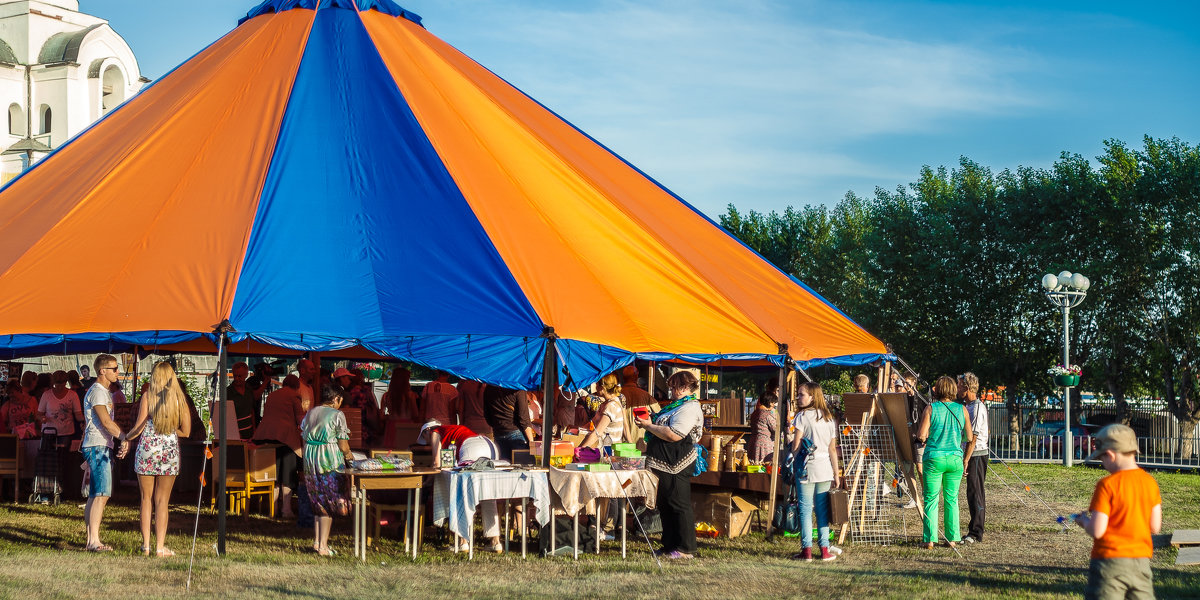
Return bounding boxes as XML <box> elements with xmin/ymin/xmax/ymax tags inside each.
<box><xmin>216</xmin><ymin>329</ymin><xmax>229</xmax><ymax>555</ymax></box>
<box><xmin>765</xmin><ymin>346</ymin><xmax>789</xmax><ymax>538</ymax></box>
<box><xmin>540</xmin><ymin>329</ymin><xmax>557</xmax><ymax>468</ymax></box>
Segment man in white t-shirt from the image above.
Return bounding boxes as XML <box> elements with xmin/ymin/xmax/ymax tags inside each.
<box><xmin>959</xmin><ymin>372</ymin><xmax>989</xmax><ymax>544</ymax></box>
<box><xmin>80</xmin><ymin>354</ymin><xmax>127</xmax><ymax>552</ymax></box>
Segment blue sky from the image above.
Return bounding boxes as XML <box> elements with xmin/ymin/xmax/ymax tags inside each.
<box><xmin>87</xmin><ymin>0</ymin><xmax>1200</xmax><ymax>217</ymax></box>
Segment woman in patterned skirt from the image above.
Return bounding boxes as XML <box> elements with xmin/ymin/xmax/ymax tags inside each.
<box><xmin>119</xmin><ymin>361</ymin><xmax>192</xmax><ymax>556</ymax></box>
<box><xmin>302</xmin><ymin>384</ymin><xmax>354</xmax><ymax>556</ymax></box>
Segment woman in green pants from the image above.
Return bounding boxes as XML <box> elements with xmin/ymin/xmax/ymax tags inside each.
<box><xmin>917</xmin><ymin>376</ymin><xmax>975</xmax><ymax>549</ymax></box>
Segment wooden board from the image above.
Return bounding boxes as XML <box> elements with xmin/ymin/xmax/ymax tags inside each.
<box><xmin>1170</xmin><ymin>529</ymin><xmax>1200</xmax><ymax>547</ymax></box>
<box><xmin>877</xmin><ymin>392</ymin><xmax>915</xmax><ymax>463</ymax></box>
<box><xmin>841</xmin><ymin>394</ymin><xmax>878</xmax><ymax>425</ymax></box>
<box><xmin>1176</xmin><ymin>546</ymin><xmax>1200</xmax><ymax>566</ymax></box>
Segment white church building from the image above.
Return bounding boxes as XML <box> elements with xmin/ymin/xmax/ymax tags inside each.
<box><xmin>0</xmin><ymin>0</ymin><xmax>144</xmax><ymax>183</ymax></box>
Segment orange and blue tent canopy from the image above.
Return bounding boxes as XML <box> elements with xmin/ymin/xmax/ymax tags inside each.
<box><xmin>0</xmin><ymin>0</ymin><xmax>890</xmax><ymax>387</ymax></box>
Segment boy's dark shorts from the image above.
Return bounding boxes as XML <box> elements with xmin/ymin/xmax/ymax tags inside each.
<box><xmin>1085</xmin><ymin>557</ymin><xmax>1153</xmax><ymax>600</ymax></box>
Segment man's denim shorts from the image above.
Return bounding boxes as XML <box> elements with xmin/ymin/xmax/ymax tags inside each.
<box><xmin>82</xmin><ymin>446</ymin><xmax>112</xmax><ymax>498</ymax></box>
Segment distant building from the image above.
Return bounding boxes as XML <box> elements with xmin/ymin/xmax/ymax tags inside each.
<box><xmin>0</xmin><ymin>0</ymin><xmax>145</xmax><ymax>182</ymax></box>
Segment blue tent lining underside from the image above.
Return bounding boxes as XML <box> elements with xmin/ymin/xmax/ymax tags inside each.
<box><xmin>0</xmin><ymin>332</ymin><xmax>892</xmax><ymax>390</ymax></box>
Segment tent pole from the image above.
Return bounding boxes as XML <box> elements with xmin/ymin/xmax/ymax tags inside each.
<box><xmin>217</xmin><ymin>331</ymin><xmax>229</xmax><ymax>555</ymax></box>
<box><xmin>765</xmin><ymin>347</ymin><xmax>789</xmax><ymax>538</ymax></box>
<box><xmin>539</xmin><ymin>331</ymin><xmax>557</xmax><ymax>468</ymax></box>
<box><xmin>647</xmin><ymin>361</ymin><xmax>655</xmax><ymax>402</ymax></box>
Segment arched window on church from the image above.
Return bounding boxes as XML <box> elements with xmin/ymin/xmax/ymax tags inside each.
<box><xmin>8</xmin><ymin>104</ymin><xmax>24</xmax><ymax>137</ymax></box>
<box><xmin>39</xmin><ymin>105</ymin><xmax>51</xmax><ymax>135</ymax></box>
<box><xmin>102</xmin><ymin>65</ymin><xmax>126</xmax><ymax>113</ymax></box>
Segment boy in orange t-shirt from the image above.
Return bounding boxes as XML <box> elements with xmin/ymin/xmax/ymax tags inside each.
<box><xmin>1074</xmin><ymin>424</ymin><xmax>1162</xmax><ymax>600</ymax></box>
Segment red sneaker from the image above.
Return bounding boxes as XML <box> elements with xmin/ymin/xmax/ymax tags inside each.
<box><xmin>789</xmin><ymin>547</ymin><xmax>813</xmax><ymax>562</ymax></box>
<box><xmin>819</xmin><ymin>547</ymin><xmax>836</xmax><ymax>561</ymax></box>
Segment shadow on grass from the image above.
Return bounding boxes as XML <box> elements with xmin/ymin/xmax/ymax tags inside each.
<box><xmin>244</xmin><ymin>585</ymin><xmax>334</xmax><ymax>599</ymax></box>
<box><xmin>0</xmin><ymin>524</ymin><xmax>70</xmax><ymax>549</ymax></box>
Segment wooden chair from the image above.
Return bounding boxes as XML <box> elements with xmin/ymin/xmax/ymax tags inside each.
<box><xmin>0</xmin><ymin>434</ymin><xmax>21</xmax><ymax>503</ymax></box>
<box><xmin>210</xmin><ymin>442</ymin><xmax>275</xmax><ymax>517</ymax></box>
<box><xmin>366</xmin><ymin>450</ymin><xmax>416</xmax><ymax>547</ymax></box>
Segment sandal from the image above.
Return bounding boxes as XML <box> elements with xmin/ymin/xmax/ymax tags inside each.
<box><xmin>156</xmin><ymin>548</ymin><xmax>176</xmax><ymax>558</ymax></box>
<box><xmin>140</xmin><ymin>547</ymin><xmax>151</xmax><ymax>556</ymax></box>
<box><xmin>317</xmin><ymin>548</ymin><xmax>337</xmax><ymax>557</ymax></box>
<box><xmin>86</xmin><ymin>544</ymin><xmax>113</xmax><ymax>553</ymax></box>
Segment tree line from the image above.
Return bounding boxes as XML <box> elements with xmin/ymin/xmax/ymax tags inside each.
<box><xmin>718</xmin><ymin>136</ymin><xmax>1200</xmax><ymax>454</ymax></box>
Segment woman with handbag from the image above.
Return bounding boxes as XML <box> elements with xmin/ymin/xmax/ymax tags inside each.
<box><xmin>788</xmin><ymin>381</ymin><xmax>841</xmax><ymax>562</ymax></box>
<box><xmin>917</xmin><ymin>375</ymin><xmax>974</xmax><ymax>549</ymax></box>
<box><xmin>634</xmin><ymin>370</ymin><xmax>703</xmax><ymax>560</ymax></box>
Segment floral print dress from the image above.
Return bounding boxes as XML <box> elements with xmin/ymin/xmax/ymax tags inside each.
<box><xmin>135</xmin><ymin>419</ymin><xmax>180</xmax><ymax>476</ymax></box>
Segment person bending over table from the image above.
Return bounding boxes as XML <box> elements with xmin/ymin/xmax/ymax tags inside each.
<box><xmin>302</xmin><ymin>384</ymin><xmax>354</xmax><ymax>556</ymax></box>
<box><xmin>417</xmin><ymin>420</ymin><xmax>503</xmax><ymax>553</ymax></box>
<box><xmin>634</xmin><ymin>370</ymin><xmax>703</xmax><ymax>560</ymax></box>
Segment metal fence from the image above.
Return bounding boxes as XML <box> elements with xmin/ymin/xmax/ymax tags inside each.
<box><xmin>987</xmin><ymin>400</ymin><xmax>1200</xmax><ymax>468</ymax></box>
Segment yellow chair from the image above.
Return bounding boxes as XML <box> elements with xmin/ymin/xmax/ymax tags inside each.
<box><xmin>367</xmin><ymin>450</ymin><xmax>417</xmax><ymax>547</ymax></box>
<box><xmin>210</xmin><ymin>442</ymin><xmax>276</xmax><ymax>517</ymax></box>
<box><xmin>0</xmin><ymin>434</ymin><xmax>22</xmax><ymax>503</ymax></box>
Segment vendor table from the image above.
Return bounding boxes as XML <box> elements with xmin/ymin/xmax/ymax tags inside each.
<box><xmin>547</xmin><ymin>467</ymin><xmax>658</xmax><ymax>558</ymax></box>
<box><xmin>431</xmin><ymin>469</ymin><xmax>551</xmax><ymax>560</ymax></box>
<box><xmin>345</xmin><ymin>468</ymin><xmax>437</xmax><ymax>563</ymax></box>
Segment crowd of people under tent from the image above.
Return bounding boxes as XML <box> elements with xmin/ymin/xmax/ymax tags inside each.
<box><xmin>0</xmin><ymin>356</ymin><xmax>1164</xmax><ymax>596</ymax></box>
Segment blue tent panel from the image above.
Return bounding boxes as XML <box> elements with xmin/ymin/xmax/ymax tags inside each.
<box><xmin>229</xmin><ymin>7</ymin><xmax>544</xmax><ymax>344</ymax></box>
<box><xmin>0</xmin><ymin>331</ymin><xmax>204</xmax><ymax>360</ymax></box>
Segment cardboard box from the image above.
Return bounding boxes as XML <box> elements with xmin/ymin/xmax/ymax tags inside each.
<box><xmin>531</xmin><ymin>440</ymin><xmax>575</xmax><ymax>457</ymax></box>
<box><xmin>585</xmin><ymin>463</ymin><xmax>611</xmax><ymax>472</ymax></box>
<box><xmin>249</xmin><ymin>445</ymin><xmax>277</xmax><ymax>483</ymax></box>
<box><xmin>691</xmin><ymin>491</ymin><xmax>758</xmax><ymax>538</ymax></box>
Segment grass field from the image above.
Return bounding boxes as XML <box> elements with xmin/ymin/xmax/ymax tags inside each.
<box><xmin>0</xmin><ymin>463</ymin><xmax>1197</xmax><ymax>599</ymax></box>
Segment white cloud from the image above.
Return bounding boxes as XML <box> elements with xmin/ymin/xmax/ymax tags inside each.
<box><xmin>409</xmin><ymin>0</ymin><xmax>1050</xmax><ymax>211</ymax></box>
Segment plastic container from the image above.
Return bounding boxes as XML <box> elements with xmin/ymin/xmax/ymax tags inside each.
<box><xmin>534</xmin><ymin>454</ymin><xmax>572</xmax><ymax>468</ymax></box>
<box><xmin>610</xmin><ymin>456</ymin><xmax>647</xmax><ymax>471</ymax></box>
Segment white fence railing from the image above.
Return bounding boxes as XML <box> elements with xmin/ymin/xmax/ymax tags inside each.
<box><xmin>988</xmin><ymin>433</ymin><xmax>1200</xmax><ymax>468</ymax></box>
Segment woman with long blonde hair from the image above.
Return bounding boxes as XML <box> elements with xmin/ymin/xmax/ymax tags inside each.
<box><xmin>119</xmin><ymin>361</ymin><xmax>192</xmax><ymax>556</ymax></box>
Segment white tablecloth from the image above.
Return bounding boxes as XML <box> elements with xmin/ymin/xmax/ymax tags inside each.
<box><xmin>431</xmin><ymin>470</ymin><xmax>551</xmax><ymax>541</ymax></box>
<box><xmin>547</xmin><ymin>467</ymin><xmax>658</xmax><ymax>517</ymax></box>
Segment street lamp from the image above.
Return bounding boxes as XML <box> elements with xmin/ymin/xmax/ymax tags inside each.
<box><xmin>1041</xmin><ymin>270</ymin><xmax>1090</xmax><ymax>466</ymax></box>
